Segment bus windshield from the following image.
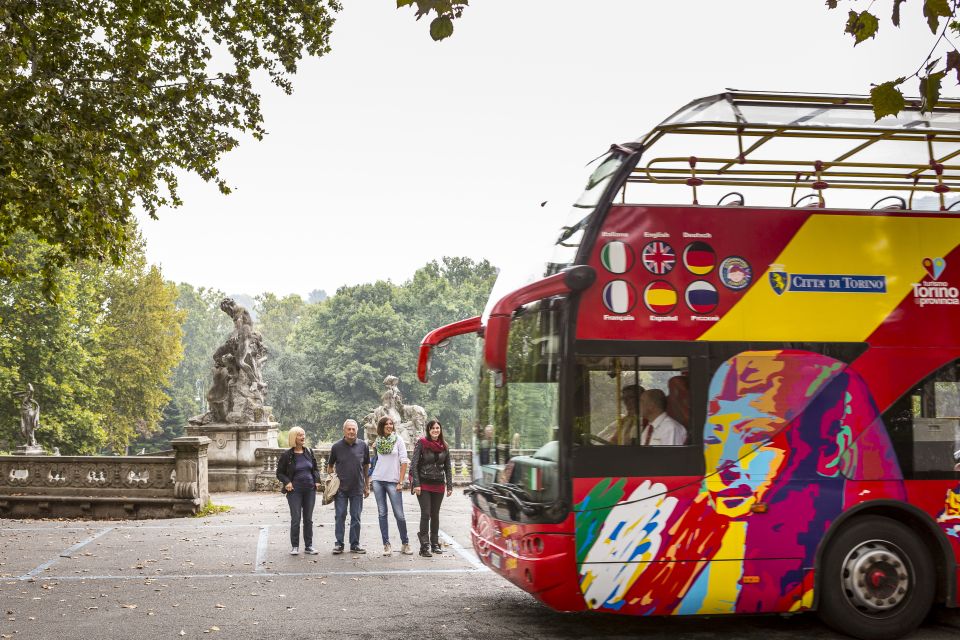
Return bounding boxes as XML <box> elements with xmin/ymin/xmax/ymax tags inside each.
<box><xmin>475</xmin><ymin>298</ymin><xmax>562</xmax><ymax>504</ymax></box>
<box><xmin>482</xmin><ymin>151</ymin><xmax>627</xmax><ymax>322</ymax></box>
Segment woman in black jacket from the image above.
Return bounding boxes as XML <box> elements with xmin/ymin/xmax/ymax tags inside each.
<box><xmin>276</xmin><ymin>427</ymin><xmax>321</xmax><ymax>556</ymax></box>
<box><xmin>410</xmin><ymin>419</ymin><xmax>453</xmax><ymax>557</ymax></box>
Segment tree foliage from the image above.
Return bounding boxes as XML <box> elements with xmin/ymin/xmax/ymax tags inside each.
<box><xmin>396</xmin><ymin>0</ymin><xmax>469</xmax><ymax>41</ymax></box>
<box><xmin>827</xmin><ymin>0</ymin><xmax>960</xmax><ymax>117</ymax></box>
<box><xmin>0</xmin><ymin>231</ymin><xmax>184</xmax><ymax>453</ymax></box>
<box><xmin>99</xmin><ymin>245</ymin><xmax>184</xmax><ymax>451</ymax></box>
<box><xmin>0</xmin><ymin>0</ymin><xmax>341</xmax><ymax>290</ymax></box>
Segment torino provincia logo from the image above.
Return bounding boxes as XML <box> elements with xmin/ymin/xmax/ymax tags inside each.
<box><xmin>913</xmin><ymin>257</ymin><xmax>959</xmax><ymax>307</ymax></box>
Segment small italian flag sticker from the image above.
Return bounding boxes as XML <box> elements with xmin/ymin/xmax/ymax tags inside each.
<box><xmin>528</xmin><ymin>467</ymin><xmax>543</xmax><ymax>491</ymax></box>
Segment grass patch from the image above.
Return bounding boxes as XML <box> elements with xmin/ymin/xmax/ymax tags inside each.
<box><xmin>193</xmin><ymin>501</ymin><xmax>232</xmax><ymax>518</ymax></box>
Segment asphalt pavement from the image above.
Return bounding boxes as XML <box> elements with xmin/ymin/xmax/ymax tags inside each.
<box><xmin>1</xmin><ymin>491</ymin><xmax>958</xmax><ymax>640</ymax></box>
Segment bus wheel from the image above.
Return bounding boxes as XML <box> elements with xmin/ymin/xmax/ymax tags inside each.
<box><xmin>817</xmin><ymin>515</ymin><xmax>935</xmax><ymax>640</ymax></box>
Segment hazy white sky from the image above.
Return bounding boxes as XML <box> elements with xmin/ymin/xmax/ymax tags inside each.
<box><xmin>136</xmin><ymin>1</ymin><xmax>940</xmax><ymax>298</ymax></box>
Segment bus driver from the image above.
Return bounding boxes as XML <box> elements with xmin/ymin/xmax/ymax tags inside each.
<box><xmin>639</xmin><ymin>389</ymin><xmax>687</xmax><ymax>446</ymax></box>
<box><xmin>597</xmin><ymin>384</ymin><xmax>644</xmax><ymax>445</ymax></box>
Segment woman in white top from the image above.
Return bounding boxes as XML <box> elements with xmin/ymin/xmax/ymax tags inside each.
<box><xmin>368</xmin><ymin>415</ymin><xmax>413</xmax><ymax>555</ymax></box>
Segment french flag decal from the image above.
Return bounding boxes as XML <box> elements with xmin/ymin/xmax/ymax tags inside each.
<box><xmin>602</xmin><ymin>280</ymin><xmax>637</xmax><ymax>314</ymax></box>
<box><xmin>685</xmin><ymin>280</ymin><xmax>719</xmax><ymax>313</ymax></box>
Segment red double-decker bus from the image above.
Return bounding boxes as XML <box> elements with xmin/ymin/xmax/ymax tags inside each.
<box><xmin>418</xmin><ymin>91</ymin><xmax>960</xmax><ymax>640</ymax></box>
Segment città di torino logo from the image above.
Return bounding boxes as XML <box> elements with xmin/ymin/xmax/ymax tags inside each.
<box><xmin>767</xmin><ymin>264</ymin><xmax>887</xmax><ymax>296</ymax></box>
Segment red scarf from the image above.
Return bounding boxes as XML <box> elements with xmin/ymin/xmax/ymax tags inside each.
<box><xmin>419</xmin><ymin>436</ymin><xmax>446</xmax><ymax>452</ymax></box>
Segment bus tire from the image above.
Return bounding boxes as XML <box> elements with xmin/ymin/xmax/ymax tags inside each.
<box><xmin>817</xmin><ymin>515</ymin><xmax>935</xmax><ymax>640</ymax></box>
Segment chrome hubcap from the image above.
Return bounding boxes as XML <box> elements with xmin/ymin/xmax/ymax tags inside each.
<box><xmin>841</xmin><ymin>539</ymin><xmax>911</xmax><ymax>614</ymax></box>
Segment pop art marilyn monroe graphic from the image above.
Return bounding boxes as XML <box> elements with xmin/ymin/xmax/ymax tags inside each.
<box><xmin>576</xmin><ymin>350</ymin><xmax>903</xmax><ymax>615</ymax></box>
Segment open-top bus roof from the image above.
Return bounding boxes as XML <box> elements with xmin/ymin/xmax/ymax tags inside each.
<box><xmin>629</xmin><ymin>90</ymin><xmax>960</xmax><ymax>206</ymax></box>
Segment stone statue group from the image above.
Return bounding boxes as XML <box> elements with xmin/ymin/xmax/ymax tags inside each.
<box><xmin>190</xmin><ymin>298</ymin><xmax>271</xmax><ymax>426</ymax></box>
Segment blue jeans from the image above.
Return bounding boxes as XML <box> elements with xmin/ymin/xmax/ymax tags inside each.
<box><xmin>286</xmin><ymin>488</ymin><xmax>316</xmax><ymax>548</ymax></box>
<box><xmin>333</xmin><ymin>490</ymin><xmax>363</xmax><ymax>548</ymax></box>
<box><xmin>372</xmin><ymin>480</ymin><xmax>409</xmax><ymax>545</ymax></box>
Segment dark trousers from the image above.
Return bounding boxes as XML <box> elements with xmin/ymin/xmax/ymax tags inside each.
<box><xmin>334</xmin><ymin>490</ymin><xmax>363</xmax><ymax>548</ymax></box>
<box><xmin>416</xmin><ymin>490</ymin><xmax>444</xmax><ymax>546</ymax></box>
<box><xmin>286</xmin><ymin>488</ymin><xmax>316</xmax><ymax>548</ymax></box>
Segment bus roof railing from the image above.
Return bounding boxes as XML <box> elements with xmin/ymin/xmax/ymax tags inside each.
<box><xmin>628</xmin><ymin>91</ymin><xmax>960</xmax><ymax>208</ymax></box>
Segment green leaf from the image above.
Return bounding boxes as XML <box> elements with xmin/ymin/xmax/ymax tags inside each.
<box><xmin>946</xmin><ymin>49</ymin><xmax>960</xmax><ymax>84</ymax></box>
<box><xmin>825</xmin><ymin>0</ymin><xmax>838</xmax><ymax>7</ymax></box>
<box><xmin>870</xmin><ymin>80</ymin><xmax>907</xmax><ymax>119</ymax></box>
<box><xmin>429</xmin><ymin>16</ymin><xmax>454</xmax><ymax>41</ymax></box>
<box><xmin>844</xmin><ymin>10</ymin><xmax>879</xmax><ymax>45</ymax></box>
<box><xmin>396</xmin><ymin>0</ymin><xmax>415</xmax><ymax>7</ymax></box>
<box><xmin>919</xmin><ymin>70</ymin><xmax>946</xmax><ymax>111</ymax></box>
<box><xmin>924</xmin><ymin>0</ymin><xmax>951</xmax><ymax>33</ymax></box>
<box><xmin>892</xmin><ymin>0</ymin><xmax>907</xmax><ymax>27</ymax></box>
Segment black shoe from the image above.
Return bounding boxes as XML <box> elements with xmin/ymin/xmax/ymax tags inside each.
<box><xmin>332</xmin><ymin>544</ymin><xmax>344</xmax><ymax>555</ymax></box>
<box><xmin>350</xmin><ymin>546</ymin><xmax>367</xmax><ymax>554</ymax></box>
<box><xmin>431</xmin><ymin>543</ymin><xmax>442</xmax><ymax>554</ymax></box>
<box><xmin>419</xmin><ymin>544</ymin><xmax>432</xmax><ymax>558</ymax></box>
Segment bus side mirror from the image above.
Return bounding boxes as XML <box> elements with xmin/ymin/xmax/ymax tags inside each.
<box><xmin>483</xmin><ymin>265</ymin><xmax>595</xmax><ymax>382</ymax></box>
<box><xmin>417</xmin><ymin>316</ymin><xmax>482</xmax><ymax>383</ymax></box>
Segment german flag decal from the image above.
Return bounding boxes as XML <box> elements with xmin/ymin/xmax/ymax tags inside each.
<box><xmin>643</xmin><ymin>280</ymin><xmax>678</xmax><ymax>314</ymax></box>
<box><xmin>685</xmin><ymin>281</ymin><xmax>719</xmax><ymax>313</ymax></box>
<box><xmin>683</xmin><ymin>241</ymin><xmax>716</xmax><ymax>275</ymax></box>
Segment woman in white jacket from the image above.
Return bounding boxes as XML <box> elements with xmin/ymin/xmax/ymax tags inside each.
<box><xmin>368</xmin><ymin>416</ymin><xmax>413</xmax><ymax>556</ymax></box>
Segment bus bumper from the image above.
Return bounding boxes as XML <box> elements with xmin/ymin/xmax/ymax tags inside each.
<box><xmin>471</xmin><ymin>510</ymin><xmax>587</xmax><ymax>611</ymax></box>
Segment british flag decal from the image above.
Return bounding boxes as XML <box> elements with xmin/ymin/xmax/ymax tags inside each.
<box><xmin>641</xmin><ymin>241</ymin><xmax>676</xmax><ymax>274</ymax></box>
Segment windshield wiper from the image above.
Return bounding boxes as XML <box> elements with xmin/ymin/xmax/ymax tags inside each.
<box><xmin>466</xmin><ymin>482</ymin><xmax>544</xmax><ymax>516</ymax></box>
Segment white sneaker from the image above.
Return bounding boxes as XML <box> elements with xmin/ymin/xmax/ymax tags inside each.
<box><xmin>304</xmin><ymin>547</ymin><xmax>318</xmax><ymax>555</ymax></box>
<box><xmin>400</xmin><ymin>543</ymin><xmax>413</xmax><ymax>555</ymax></box>
<box><xmin>290</xmin><ymin>547</ymin><xmax>299</xmax><ymax>555</ymax></box>
<box><xmin>383</xmin><ymin>543</ymin><xmax>392</xmax><ymax>556</ymax></box>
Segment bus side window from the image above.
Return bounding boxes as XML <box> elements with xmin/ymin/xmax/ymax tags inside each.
<box><xmin>666</xmin><ymin>374</ymin><xmax>690</xmax><ymax>429</ymax></box>
<box><xmin>882</xmin><ymin>358</ymin><xmax>960</xmax><ymax>478</ymax></box>
<box><xmin>577</xmin><ymin>356</ymin><xmax>690</xmax><ymax>446</ymax></box>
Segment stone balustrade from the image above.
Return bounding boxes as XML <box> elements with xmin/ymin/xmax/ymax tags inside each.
<box><xmin>254</xmin><ymin>445</ymin><xmax>477</xmax><ymax>491</ymax></box>
<box><xmin>0</xmin><ymin>436</ymin><xmax>210</xmax><ymax>519</ymax></box>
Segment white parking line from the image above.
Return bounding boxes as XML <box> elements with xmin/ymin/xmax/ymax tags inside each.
<box><xmin>18</xmin><ymin>567</ymin><xmax>486</xmax><ymax>582</ymax></box>
<box><xmin>19</xmin><ymin>527</ymin><xmax>114</xmax><ymax>579</ymax></box>
<box><xmin>439</xmin><ymin>529</ymin><xmax>487</xmax><ymax>572</ymax></box>
<box><xmin>254</xmin><ymin>526</ymin><xmax>270</xmax><ymax>573</ymax></box>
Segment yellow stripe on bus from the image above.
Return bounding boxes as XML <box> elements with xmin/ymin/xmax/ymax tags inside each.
<box><xmin>700</xmin><ymin>215</ymin><xmax>959</xmax><ymax>342</ymax></box>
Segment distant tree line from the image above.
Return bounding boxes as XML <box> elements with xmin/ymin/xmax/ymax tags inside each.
<box><xmin>152</xmin><ymin>256</ymin><xmax>496</xmax><ymax>450</ymax></box>
<box><xmin>0</xmin><ymin>232</ymin><xmax>496</xmax><ymax>454</ymax></box>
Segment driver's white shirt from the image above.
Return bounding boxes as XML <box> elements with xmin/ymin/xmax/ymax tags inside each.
<box><xmin>642</xmin><ymin>412</ymin><xmax>687</xmax><ymax>446</ymax></box>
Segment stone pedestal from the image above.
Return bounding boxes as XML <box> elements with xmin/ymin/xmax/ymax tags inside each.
<box><xmin>184</xmin><ymin>422</ymin><xmax>278</xmax><ymax>491</ymax></box>
<box><xmin>14</xmin><ymin>444</ymin><xmax>45</xmax><ymax>456</ymax></box>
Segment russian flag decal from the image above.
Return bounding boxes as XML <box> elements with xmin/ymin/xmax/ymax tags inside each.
<box><xmin>685</xmin><ymin>280</ymin><xmax>719</xmax><ymax>313</ymax></box>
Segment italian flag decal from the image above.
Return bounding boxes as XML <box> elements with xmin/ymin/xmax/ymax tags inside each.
<box><xmin>600</xmin><ymin>241</ymin><xmax>634</xmax><ymax>274</ymax></box>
